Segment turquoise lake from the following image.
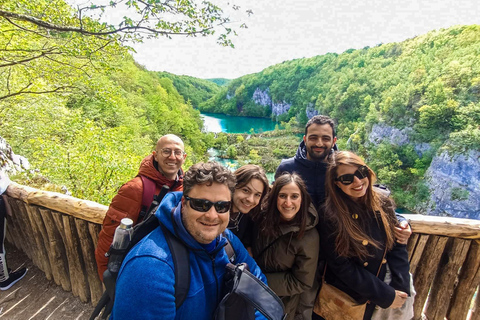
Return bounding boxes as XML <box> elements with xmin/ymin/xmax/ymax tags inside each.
<box><xmin>200</xmin><ymin>112</ymin><xmax>280</xmax><ymax>133</ymax></box>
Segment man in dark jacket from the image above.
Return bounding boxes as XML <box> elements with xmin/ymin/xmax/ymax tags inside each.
<box><xmin>95</xmin><ymin>134</ymin><xmax>186</xmax><ymax>280</ymax></box>
<box><xmin>275</xmin><ymin>115</ymin><xmax>337</xmax><ymax>210</ymax></box>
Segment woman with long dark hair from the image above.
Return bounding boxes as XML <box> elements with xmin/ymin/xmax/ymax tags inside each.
<box><xmin>252</xmin><ymin>173</ymin><xmax>319</xmax><ymax>320</ymax></box>
<box><xmin>228</xmin><ymin>165</ymin><xmax>269</xmax><ymax>248</ymax></box>
<box><xmin>313</xmin><ymin>151</ymin><xmax>411</xmax><ymax>320</ymax></box>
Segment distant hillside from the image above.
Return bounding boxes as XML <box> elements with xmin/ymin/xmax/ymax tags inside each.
<box><xmin>206</xmin><ymin>78</ymin><xmax>231</xmax><ymax>86</ymax></box>
<box><xmin>155</xmin><ymin>71</ymin><xmax>221</xmax><ymax>108</ymax></box>
<box><xmin>200</xmin><ymin>25</ymin><xmax>480</xmax><ymax>215</ymax></box>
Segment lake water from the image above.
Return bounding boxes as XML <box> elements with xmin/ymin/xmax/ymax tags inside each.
<box><xmin>201</xmin><ymin>112</ymin><xmax>280</xmax><ymax>133</ymax></box>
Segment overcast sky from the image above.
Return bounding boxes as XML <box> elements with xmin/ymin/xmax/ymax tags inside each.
<box><xmin>129</xmin><ymin>0</ymin><xmax>480</xmax><ymax>79</ymax></box>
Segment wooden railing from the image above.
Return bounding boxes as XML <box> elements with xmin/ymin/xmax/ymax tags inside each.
<box><xmin>404</xmin><ymin>214</ymin><xmax>480</xmax><ymax>320</ymax></box>
<box><xmin>5</xmin><ymin>182</ymin><xmax>105</xmax><ymax>305</ymax></box>
<box><xmin>4</xmin><ymin>183</ymin><xmax>480</xmax><ymax>319</ymax></box>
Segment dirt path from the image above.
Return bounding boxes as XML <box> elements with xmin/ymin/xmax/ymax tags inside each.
<box><xmin>0</xmin><ymin>243</ymin><xmax>95</xmax><ymax>320</ymax></box>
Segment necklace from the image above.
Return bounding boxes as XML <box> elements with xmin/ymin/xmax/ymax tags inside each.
<box><xmin>228</xmin><ymin>212</ymin><xmax>244</xmax><ymax>232</ymax></box>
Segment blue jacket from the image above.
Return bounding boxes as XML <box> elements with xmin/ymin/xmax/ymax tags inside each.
<box><xmin>112</xmin><ymin>192</ymin><xmax>268</xmax><ymax>320</ymax></box>
<box><xmin>275</xmin><ymin>141</ymin><xmax>329</xmax><ymax>210</ymax></box>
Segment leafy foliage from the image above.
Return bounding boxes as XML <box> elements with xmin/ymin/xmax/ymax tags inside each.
<box><xmin>206</xmin><ymin>78</ymin><xmax>231</xmax><ymax>86</ymax></box>
<box><xmin>0</xmin><ymin>0</ymin><xmax>253</xmax><ymax>203</ymax></box>
<box><xmin>155</xmin><ymin>72</ymin><xmax>221</xmax><ymax>108</ymax></box>
<box><xmin>0</xmin><ymin>0</ymin><xmax>249</xmax><ymax>45</ymax></box>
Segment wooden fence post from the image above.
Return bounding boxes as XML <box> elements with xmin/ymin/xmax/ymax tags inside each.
<box><xmin>425</xmin><ymin>238</ymin><xmax>471</xmax><ymax>320</ymax></box>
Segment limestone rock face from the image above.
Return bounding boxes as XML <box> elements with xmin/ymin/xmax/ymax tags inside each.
<box><xmin>252</xmin><ymin>88</ymin><xmax>271</xmax><ymax>107</ymax></box>
<box><xmin>272</xmin><ymin>101</ymin><xmax>291</xmax><ymax>116</ymax></box>
<box><xmin>423</xmin><ymin>150</ymin><xmax>480</xmax><ymax>219</ymax></box>
<box><xmin>368</xmin><ymin>123</ymin><xmax>412</xmax><ymax>146</ymax></box>
<box><xmin>252</xmin><ymin>87</ymin><xmax>291</xmax><ymax>116</ymax></box>
<box><xmin>414</xmin><ymin>143</ymin><xmax>432</xmax><ymax>157</ymax></box>
<box><xmin>305</xmin><ymin>104</ymin><xmax>319</xmax><ymax>119</ymax></box>
<box><xmin>0</xmin><ymin>136</ymin><xmax>30</xmax><ymax>174</ymax></box>
<box><xmin>366</xmin><ymin>123</ymin><xmax>478</xmax><ymax>219</ymax></box>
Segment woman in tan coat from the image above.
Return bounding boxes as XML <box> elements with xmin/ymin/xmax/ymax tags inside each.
<box><xmin>252</xmin><ymin>173</ymin><xmax>320</xmax><ymax>320</ymax></box>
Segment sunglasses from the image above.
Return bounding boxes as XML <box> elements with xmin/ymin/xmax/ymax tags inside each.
<box><xmin>184</xmin><ymin>196</ymin><xmax>231</xmax><ymax>213</ymax></box>
<box><xmin>335</xmin><ymin>165</ymin><xmax>369</xmax><ymax>185</ymax></box>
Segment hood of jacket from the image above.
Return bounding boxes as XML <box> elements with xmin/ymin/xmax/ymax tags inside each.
<box><xmin>155</xmin><ymin>191</ymin><xmax>228</xmax><ymax>254</ymax></box>
<box><xmin>138</xmin><ymin>154</ymin><xmax>184</xmax><ymax>191</ymax></box>
<box><xmin>293</xmin><ymin>141</ymin><xmax>311</xmax><ymax>167</ymax></box>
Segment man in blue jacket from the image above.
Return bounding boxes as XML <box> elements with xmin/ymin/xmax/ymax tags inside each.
<box><xmin>112</xmin><ymin>162</ymin><xmax>267</xmax><ymax>320</ymax></box>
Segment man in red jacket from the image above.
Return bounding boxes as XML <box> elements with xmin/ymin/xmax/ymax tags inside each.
<box><xmin>95</xmin><ymin>134</ymin><xmax>186</xmax><ymax>280</ymax></box>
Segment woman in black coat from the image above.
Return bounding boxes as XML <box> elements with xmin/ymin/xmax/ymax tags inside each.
<box><xmin>313</xmin><ymin>151</ymin><xmax>411</xmax><ymax>320</ymax></box>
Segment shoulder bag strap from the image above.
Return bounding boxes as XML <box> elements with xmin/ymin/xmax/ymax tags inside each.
<box><xmin>256</xmin><ymin>233</ymin><xmax>288</xmax><ymax>261</ymax></box>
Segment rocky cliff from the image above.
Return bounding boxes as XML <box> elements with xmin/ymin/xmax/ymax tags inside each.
<box><xmin>0</xmin><ymin>136</ymin><xmax>30</xmax><ymax>174</ymax></box>
<box><xmin>423</xmin><ymin>150</ymin><xmax>480</xmax><ymax>219</ymax></box>
<box><xmin>368</xmin><ymin>124</ymin><xmax>479</xmax><ymax>219</ymax></box>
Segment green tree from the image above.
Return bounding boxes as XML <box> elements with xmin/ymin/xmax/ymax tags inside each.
<box><xmin>226</xmin><ymin>145</ymin><xmax>237</xmax><ymax>159</ymax></box>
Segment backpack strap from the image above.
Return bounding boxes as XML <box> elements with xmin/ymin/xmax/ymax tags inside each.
<box><xmin>222</xmin><ymin>231</ymin><xmax>236</xmax><ymax>264</ymax></box>
<box><xmin>160</xmin><ymin>223</ymin><xmax>190</xmax><ymax>310</ymax></box>
<box><xmin>139</xmin><ymin>176</ymin><xmax>156</xmax><ymax>222</ymax></box>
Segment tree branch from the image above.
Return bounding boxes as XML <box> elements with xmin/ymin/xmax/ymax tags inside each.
<box><xmin>0</xmin><ymin>52</ymin><xmax>47</xmax><ymax>67</ymax></box>
<box><xmin>0</xmin><ymin>85</ymin><xmax>75</xmax><ymax>101</ymax></box>
<box><xmin>0</xmin><ymin>9</ymin><xmax>218</xmax><ymax>38</ymax></box>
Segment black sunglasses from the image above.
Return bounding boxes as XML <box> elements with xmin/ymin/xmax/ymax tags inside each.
<box><xmin>184</xmin><ymin>196</ymin><xmax>231</xmax><ymax>213</ymax></box>
<box><xmin>335</xmin><ymin>165</ymin><xmax>369</xmax><ymax>185</ymax></box>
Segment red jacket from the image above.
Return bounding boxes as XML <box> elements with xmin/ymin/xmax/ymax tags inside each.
<box><xmin>95</xmin><ymin>154</ymin><xmax>183</xmax><ymax>280</ymax></box>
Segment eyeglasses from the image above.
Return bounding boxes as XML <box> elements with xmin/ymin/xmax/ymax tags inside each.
<box><xmin>160</xmin><ymin>148</ymin><xmax>185</xmax><ymax>158</ymax></box>
<box><xmin>335</xmin><ymin>165</ymin><xmax>369</xmax><ymax>185</ymax></box>
<box><xmin>184</xmin><ymin>196</ymin><xmax>231</xmax><ymax>213</ymax></box>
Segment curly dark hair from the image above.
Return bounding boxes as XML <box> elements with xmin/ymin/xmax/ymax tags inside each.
<box><xmin>183</xmin><ymin>162</ymin><xmax>236</xmax><ymax>196</ymax></box>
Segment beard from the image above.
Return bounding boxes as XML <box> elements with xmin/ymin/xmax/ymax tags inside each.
<box><xmin>306</xmin><ymin>146</ymin><xmax>331</xmax><ymax>161</ymax></box>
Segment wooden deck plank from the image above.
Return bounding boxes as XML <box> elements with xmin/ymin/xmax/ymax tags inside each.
<box><xmin>0</xmin><ymin>243</ymin><xmax>94</xmax><ymax>320</ymax></box>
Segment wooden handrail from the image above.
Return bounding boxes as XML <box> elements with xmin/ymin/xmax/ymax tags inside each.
<box><xmin>6</xmin><ymin>182</ymin><xmax>107</xmax><ymax>224</ymax></box>
<box><xmin>403</xmin><ymin>213</ymin><xmax>480</xmax><ymax>239</ymax></box>
<box><xmin>6</xmin><ymin>182</ymin><xmax>480</xmax><ymax>238</ymax></box>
